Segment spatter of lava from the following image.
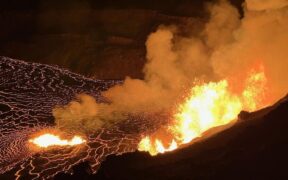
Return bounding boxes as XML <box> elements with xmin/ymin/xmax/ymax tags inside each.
<box><xmin>138</xmin><ymin>64</ymin><xmax>269</xmax><ymax>155</ymax></box>
<box><xmin>0</xmin><ymin>57</ymin><xmax>165</xmax><ymax>179</ymax></box>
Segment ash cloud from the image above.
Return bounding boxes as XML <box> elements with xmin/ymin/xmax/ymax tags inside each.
<box><xmin>54</xmin><ymin>0</ymin><xmax>288</xmax><ymax>132</ymax></box>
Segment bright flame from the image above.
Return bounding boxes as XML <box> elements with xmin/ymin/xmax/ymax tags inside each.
<box><xmin>29</xmin><ymin>133</ymin><xmax>86</xmax><ymax>148</ymax></box>
<box><xmin>138</xmin><ymin>136</ymin><xmax>178</xmax><ymax>155</ymax></box>
<box><xmin>138</xmin><ymin>65</ymin><xmax>267</xmax><ymax>156</ymax></box>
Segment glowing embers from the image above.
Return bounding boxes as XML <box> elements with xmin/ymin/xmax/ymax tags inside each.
<box><xmin>29</xmin><ymin>133</ymin><xmax>86</xmax><ymax>148</ymax></box>
<box><xmin>138</xmin><ymin>65</ymin><xmax>267</xmax><ymax>156</ymax></box>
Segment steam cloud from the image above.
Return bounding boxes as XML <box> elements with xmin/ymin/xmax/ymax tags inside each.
<box><xmin>54</xmin><ymin>0</ymin><xmax>288</xmax><ymax>132</ymax></box>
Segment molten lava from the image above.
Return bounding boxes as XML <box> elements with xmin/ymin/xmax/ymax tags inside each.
<box><xmin>29</xmin><ymin>134</ymin><xmax>86</xmax><ymax>148</ymax></box>
<box><xmin>138</xmin><ymin>65</ymin><xmax>267</xmax><ymax>155</ymax></box>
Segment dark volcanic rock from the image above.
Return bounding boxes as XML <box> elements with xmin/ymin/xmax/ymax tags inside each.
<box><xmin>0</xmin><ymin>0</ymin><xmax>245</xmax><ymax>79</ymax></box>
<box><xmin>62</xmin><ymin>95</ymin><xmax>288</xmax><ymax>179</ymax></box>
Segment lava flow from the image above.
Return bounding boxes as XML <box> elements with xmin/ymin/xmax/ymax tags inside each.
<box><xmin>138</xmin><ymin>65</ymin><xmax>268</xmax><ymax>155</ymax></box>
<box><xmin>29</xmin><ymin>133</ymin><xmax>86</xmax><ymax>148</ymax></box>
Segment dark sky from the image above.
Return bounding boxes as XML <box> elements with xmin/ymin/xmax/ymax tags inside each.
<box><xmin>0</xmin><ymin>0</ymin><xmax>243</xmax><ymax>79</ymax></box>
<box><xmin>1</xmin><ymin>0</ymin><xmax>214</xmax><ymax>11</ymax></box>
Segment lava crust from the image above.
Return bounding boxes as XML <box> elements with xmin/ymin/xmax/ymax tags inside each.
<box><xmin>0</xmin><ymin>57</ymin><xmax>165</xmax><ymax>179</ymax></box>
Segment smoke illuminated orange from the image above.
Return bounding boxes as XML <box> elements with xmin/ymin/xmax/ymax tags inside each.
<box><xmin>138</xmin><ymin>65</ymin><xmax>267</xmax><ymax>155</ymax></box>
<box><xmin>29</xmin><ymin>133</ymin><xmax>86</xmax><ymax>148</ymax></box>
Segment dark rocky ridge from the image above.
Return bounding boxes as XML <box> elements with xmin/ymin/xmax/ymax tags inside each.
<box><xmin>58</xmin><ymin>95</ymin><xmax>288</xmax><ymax>179</ymax></box>
<box><xmin>0</xmin><ymin>0</ymin><xmax>244</xmax><ymax>79</ymax></box>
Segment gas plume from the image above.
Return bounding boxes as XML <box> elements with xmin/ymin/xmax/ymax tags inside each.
<box><xmin>53</xmin><ymin>0</ymin><xmax>288</xmax><ymax>132</ymax></box>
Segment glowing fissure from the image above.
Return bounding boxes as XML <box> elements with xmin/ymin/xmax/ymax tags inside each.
<box><xmin>29</xmin><ymin>134</ymin><xmax>86</xmax><ymax>148</ymax></box>
<box><xmin>138</xmin><ymin>66</ymin><xmax>267</xmax><ymax>155</ymax></box>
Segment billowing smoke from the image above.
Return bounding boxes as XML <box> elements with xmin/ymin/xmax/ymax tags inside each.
<box><xmin>54</xmin><ymin>0</ymin><xmax>288</xmax><ymax>132</ymax></box>
<box><xmin>211</xmin><ymin>0</ymin><xmax>288</xmax><ymax>100</ymax></box>
<box><xmin>246</xmin><ymin>0</ymin><xmax>288</xmax><ymax>11</ymax></box>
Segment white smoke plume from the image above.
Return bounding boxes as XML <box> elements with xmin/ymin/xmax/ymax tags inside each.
<box><xmin>54</xmin><ymin>0</ymin><xmax>288</xmax><ymax>131</ymax></box>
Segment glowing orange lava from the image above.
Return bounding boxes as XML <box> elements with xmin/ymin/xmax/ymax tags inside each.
<box><xmin>138</xmin><ymin>65</ymin><xmax>267</xmax><ymax>156</ymax></box>
<box><xmin>29</xmin><ymin>133</ymin><xmax>86</xmax><ymax>148</ymax></box>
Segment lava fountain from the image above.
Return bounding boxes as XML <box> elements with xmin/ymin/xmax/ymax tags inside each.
<box><xmin>29</xmin><ymin>133</ymin><xmax>86</xmax><ymax>148</ymax></box>
<box><xmin>138</xmin><ymin>64</ymin><xmax>268</xmax><ymax>155</ymax></box>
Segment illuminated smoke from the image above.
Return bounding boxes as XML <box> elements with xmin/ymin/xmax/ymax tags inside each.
<box><xmin>246</xmin><ymin>0</ymin><xmax>288</xmax><ymax>11</ymax></box>
<box><xmin>211</xmin><ymin>0</ymin><xmax>288</xmax><ymax>102</ymax></box>
<box><xmin>53</xmin><ymin>0</ymin><xmax>288</xmax><ymax>134</ymax></box>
